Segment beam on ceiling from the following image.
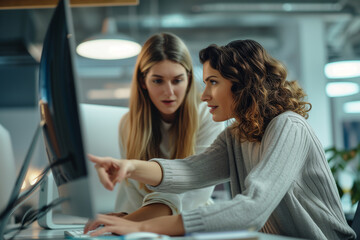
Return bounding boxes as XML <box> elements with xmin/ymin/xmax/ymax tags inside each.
<box><xmin>0</xmin><ymin>0</ymin><xmax>138</xmax><ymax>9</ymax></box>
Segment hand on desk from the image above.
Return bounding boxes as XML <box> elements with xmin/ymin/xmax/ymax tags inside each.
<box><xmin>84</xmin><ymin>211</ymin><xmax>128</xmax><ymax>235</ymax></box>
<box><xmin>84</xmin><ymin>214</ymin><xmax>142</xmax><ymax>236</ymax></box>
<box><xmin>84</xmin><ymin>213</ymin><xmax>185</xmax><ymax>237</ymax></box>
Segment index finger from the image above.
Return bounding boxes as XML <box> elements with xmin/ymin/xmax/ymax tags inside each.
<box><xmin>87</xmin><ymin>154</ymin><xmax>102</xmax><ymax>164</ymax></box>
<box><xmin>88</xmin><ymin>154</ymin><xmax>114</xmax><ymax>167</ymax></box>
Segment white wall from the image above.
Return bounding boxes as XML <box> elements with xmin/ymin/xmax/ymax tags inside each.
<box><xmin>298</xmin><ymin>17</ymin><xmax>333</xmax><ymax>149</ymax></box>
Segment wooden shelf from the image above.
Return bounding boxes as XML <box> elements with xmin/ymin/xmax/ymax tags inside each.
<box><xmin>0</xmin><ymin>0</ymin><xmax>138</xmax><ymax>9</ymax></box>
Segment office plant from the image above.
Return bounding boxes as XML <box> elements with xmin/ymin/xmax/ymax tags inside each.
<box><xmin>326</xmin><ymin>144</ymin><xmax>360</xmax><ymax>206</ymax></box>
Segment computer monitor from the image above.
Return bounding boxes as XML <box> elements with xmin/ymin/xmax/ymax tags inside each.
<box><xmin>38</xmin><ymin>0</ymin><xmax>96</xmax><ymax>220</ymax></box>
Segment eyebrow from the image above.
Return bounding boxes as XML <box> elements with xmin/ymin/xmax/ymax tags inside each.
<box><xmin>203</xmin><ymin>75</ymin><xmax>217</xmax><ymax>83</ymax></box>
<box><xmin>150</xmin><ymin>73</ymin><xmax>185</xmax><ymax>78</ymax></box>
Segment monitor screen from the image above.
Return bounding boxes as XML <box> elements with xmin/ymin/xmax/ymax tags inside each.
<box><xmin>38</xmin><ymin>0</ymin><xmax>95</xmax><ymax>219</ymax></box>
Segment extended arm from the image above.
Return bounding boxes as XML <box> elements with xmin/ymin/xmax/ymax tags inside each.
<box><xmin>121</xmin><ymin>103</ymin><xmax>224</xmax><ymax>220</ymax></box>
<box><xmin>88</xmin><ymin>154</ymin><xmax>163</xmax><ymax>190</ymax></box>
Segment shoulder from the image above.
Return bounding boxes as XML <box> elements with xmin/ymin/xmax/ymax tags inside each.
<box><xmin>197</xmin><ymin>101</ymin><xmax>209</xmax><ymax>116</ymax></box>
<box><xmin>197</xmin><ymin>102</ymin><xmax>214</xmax><ymax>125</ymax></box>
<box><xmin>119</xmin><ymin>112</ymin><xmax>129</xmax><ymax>127</ymax></box>
<box><xmin>269</xmin><ymin>111</ymin><xmax>308</xmax><ymax>129</ymax></box>
<box><xmin>197</xmin><ymin>101</ymin><xmax>210</xmax><ymax>125</ymax></box>
<box><xmin>119</xmin><ymin>112</ymin><xmax>130</xmax><ymax>138</ymax></box>
<box><xmin>263</xmin><ymin>111</ymin><xmax>313</xmax><ymax>144</ymax></box>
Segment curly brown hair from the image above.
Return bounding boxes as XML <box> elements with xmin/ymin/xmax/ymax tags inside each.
<box><xmin>199</xmin><ymin>39</ymin><xmax>312</xmax><ymax>142</ymax></box>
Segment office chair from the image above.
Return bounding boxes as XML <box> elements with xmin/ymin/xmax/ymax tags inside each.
<box><xmin>352</xmin><ymin>201</ymin><xmax>360</xmax><ymax>240</ymax></box>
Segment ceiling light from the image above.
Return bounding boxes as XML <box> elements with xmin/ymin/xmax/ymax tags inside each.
<box><xmin>77</xmin><ymin>37</ymin><xmax>141</xmax><ymax>60</ymax></box>
<box><xmin>324</xmin><ymin>60</ymin><xmax>360</xmax><ymax>79</ymax></box>
<box><xmin>344</xmin><ymin>101</ymin><xmax>360</xmax><ymax>113</ymax></box>
<box><xmin>76</xmin><ymin>18</ymin><xmax>141</xmax><ymax>60</ymax></box>
<box><xmin>326</xmin><ymin>82</ymin><xmax>359</xmax><ymax>97</ymax></box>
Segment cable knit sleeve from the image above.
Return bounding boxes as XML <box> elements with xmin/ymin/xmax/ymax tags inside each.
<box><xmin>147</xmin><ymin>129</ymin><xmax>230</xmax><ymax>193</ymax></box>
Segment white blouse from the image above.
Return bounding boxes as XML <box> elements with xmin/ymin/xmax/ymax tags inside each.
<box><xmin>114</xmin><ymin>101</ymin><xmax>225</xmax><ymax>214</ymax></box>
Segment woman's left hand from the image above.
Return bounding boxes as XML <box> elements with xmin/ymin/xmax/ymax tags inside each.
<box><xmin>85</xmin><ymin>214</ymin><xmax>143</xmax><ymax>236</ymax></box>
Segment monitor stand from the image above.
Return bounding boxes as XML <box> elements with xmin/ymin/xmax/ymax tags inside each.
<box><xmin>37</xmin><ymin>172</ymin><xmax>87</xmax><ymax>229</ymax></box>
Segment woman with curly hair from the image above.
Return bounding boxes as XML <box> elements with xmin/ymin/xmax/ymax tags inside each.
<box><xmin>86</xmin><ymin>39</ymin><xmax>356</xmax><ymax>240</ymax></box>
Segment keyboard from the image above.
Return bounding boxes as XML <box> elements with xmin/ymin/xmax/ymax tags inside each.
<box><xmin>65</xmin><ymin>230</ymin><xmax>171</xmax><ymax>239</ymax></box>
<box><xmin>64</xmin><ymin>229</ymin><xmax>116</xmax><ymax>239</ymax></box>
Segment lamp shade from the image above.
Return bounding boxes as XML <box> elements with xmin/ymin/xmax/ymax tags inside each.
<box><xmin>344</xmin><ymin>101</ymin><xmax>360</xmax><ymax>113</ymax></box>
<box><xmin>324</xmin><ymin>60</ymin><xmax>360</xmax><ymax>79</ymax></box>
<box><xmin>326</xmin><ymin>82</ymin><xmax>359</xmax><ymax>97</ymax></box>
<box><xmin>76</xmin><ymin>34</ymin><xmax>141</xmax><ymax>60</ymax></box>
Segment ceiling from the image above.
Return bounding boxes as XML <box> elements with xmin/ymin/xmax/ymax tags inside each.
<box><xmin>0</xmin><ymin>0</ymin><xmax>360</xmax><ymax>107</ymax></box>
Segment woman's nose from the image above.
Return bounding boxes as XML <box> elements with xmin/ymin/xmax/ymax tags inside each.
<box><xmin>163</xmin><ymin>82</ymin><xmax>174</xmax><ymax>96</ymax></box>
<box><xmin>201</xmin><ymin>86</ymin><xmax>210</xmax><ymax>102</ymax></box>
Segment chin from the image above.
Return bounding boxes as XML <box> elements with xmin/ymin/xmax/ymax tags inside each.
<box><xmin>212</xmin><ymin>116</ymin><xmax>223</xmax><ymax>122</ymax></box>
<box><xmin>212</xmin><ymin>114</ymin><xmax>230</xmax><ymax>122</ymax></box>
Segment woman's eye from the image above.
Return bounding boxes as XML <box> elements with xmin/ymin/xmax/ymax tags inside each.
<box><xmin>210</xmin><ymin>80</ymin><xmax>217</xmax><ymax>85</ymax></box>
<box><xmin>153</xmin><ymin>79</ymin><xmax>162</xmax><ymax>84</ymax></box>
<box><xmin>173</xmin><ymin>79</ymin><xmax>183</xmax><ymax>84</ymax></box>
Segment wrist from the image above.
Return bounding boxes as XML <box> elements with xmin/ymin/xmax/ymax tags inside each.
<box><xmin>138</xmin><ymin>221</ymin><xmax>150</xmax><ymax>232</ymax></box>
<box><xmin>129</xmin><ymin>159</ymin><xmax>140</xmax><ymax>178</ymax></box>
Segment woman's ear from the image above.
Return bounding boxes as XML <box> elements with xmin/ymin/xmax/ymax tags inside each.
<box><xmin>140</xmin><ymin>78</ymin><xmax>147</xmax><ymax>90</ymax></box>
<box><xmin>139</xmin><ymin>70</ymin><xmax>147</xmax><ymax>89</ymax></box>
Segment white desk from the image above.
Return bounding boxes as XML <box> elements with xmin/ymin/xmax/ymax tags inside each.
<box><xmin>4</xmin><ymin>222</ymin><xmax>306</xmax><ymax>240</ymax></box>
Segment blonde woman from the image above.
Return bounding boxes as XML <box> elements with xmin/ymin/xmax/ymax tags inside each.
<box><xmin>106</xmin><ymin>33</ymin><xmax>224</xmax><ymax>221</ymax></box>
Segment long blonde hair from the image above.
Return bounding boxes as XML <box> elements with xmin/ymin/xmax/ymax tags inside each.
<box><xmin>121</xmin><ymin>32</ymin><xmax>199</xmax><ymax>161</ymax></box>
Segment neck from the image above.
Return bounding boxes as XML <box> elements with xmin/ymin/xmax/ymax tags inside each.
<box><xmin>161</xmin><ymin>113</ymin><xmax>175</xmax><ymax>123</ymax></box>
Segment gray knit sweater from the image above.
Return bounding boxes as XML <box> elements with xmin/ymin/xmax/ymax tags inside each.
<box><xmin>148</xmin><ymin>111</ymin><xmax>356</xmax><ymax>240</ymax></box>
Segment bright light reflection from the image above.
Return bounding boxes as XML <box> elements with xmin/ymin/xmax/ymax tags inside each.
<box><xmin>87</xmin><ymin>88</ymin><xmax>130</xmax><ymax>100</ymax></box>
<box><xmin>114</xmin><ymin>88</ymin><xmax>131</xmax><ymax>99</ymax></box>
<box><xmin>326</xmin><ymin>82</ymin><xmax>359</xmax><ymax>97</ymax></box>
<box><xmin>21</xmin><ymin>168</ymin><xmax>42</xmax><ymax>190</ymax></box>
<box><xmin>29</xmin><ymin>173</ymin><xmax>39</xmax><ymax>185</ymax></box>
<box><xmin>324</xmin><ymin>60</ymin><xmax>360</xmax><ymax>79</ymax></box>
<box><xmin>344</xmin><ymin>101</ymin><xmax>360</xmax><ymax>113</ymax></box>
<box><xmin>76</xmin><ymin>39</ymin><xmax>141</xmax><ymax>60</ymax></box>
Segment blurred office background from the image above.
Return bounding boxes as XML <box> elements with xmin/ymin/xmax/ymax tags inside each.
<box><xmin>0</xmin><ymin>0</ymin><xmax>359</xmax><ymax>213</ymax></box>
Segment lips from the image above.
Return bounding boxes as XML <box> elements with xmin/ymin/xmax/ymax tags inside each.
<box><xmin>162</xmin><ymin>100</ymin><xmax>175</xmax><ymax>105</ymax></box>
<box><xmin>208</xmin><ymin>105</ymin><xmax>218</xmax><ymax>114</ymax></box>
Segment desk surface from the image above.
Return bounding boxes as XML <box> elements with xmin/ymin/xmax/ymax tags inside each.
<box><xmin>4</xmin><ymin>223</ymin><xmax>306</xmax><ymax>240</ymax></box>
